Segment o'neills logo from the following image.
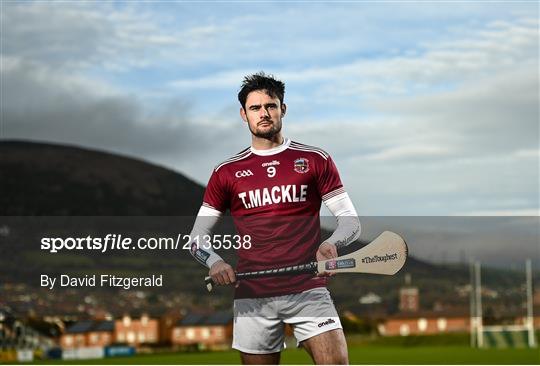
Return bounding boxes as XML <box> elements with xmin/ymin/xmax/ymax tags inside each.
<box><xmin>318</xmin><ymin>318</ymin><xmax>336</xmax><ymax>328</ymax></box>
<box><xmin>361</xmin><ymin>253</ymin><xmax>398</xmax><ymax>264</ymax></box>
<box><xmin>262</xmin><ymin>160</ymin><xmax>280</xmax><ymax>167</ymax></box>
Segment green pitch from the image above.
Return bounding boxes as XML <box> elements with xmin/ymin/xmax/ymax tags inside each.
<box><xmin>30</xmin><ymin>346</ymin><xmax>539</xmax><ymax>364</ymax></box>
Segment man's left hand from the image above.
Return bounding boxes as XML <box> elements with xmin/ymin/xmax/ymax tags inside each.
<box><xmin>316</xmin><ymin>242</ymin><xmax>338</xmax><ymax>277</ymax></box>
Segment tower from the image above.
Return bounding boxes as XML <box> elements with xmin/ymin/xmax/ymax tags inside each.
<box><xmin>399</xmin><ymin>274</ymin><xmax>419</xmax><ymax>312</ymax></box>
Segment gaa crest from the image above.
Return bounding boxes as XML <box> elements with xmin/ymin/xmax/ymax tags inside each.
<box><xmin>294</xmin><ymin>157</ymin><xmax>310</xmax><ymax>174</ymax></box>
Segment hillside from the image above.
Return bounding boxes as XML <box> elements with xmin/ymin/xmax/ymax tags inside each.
<box><xmin>0</xmin><ymin>140</ymin><xmax>204</xmax><ymax>215</ymax></box>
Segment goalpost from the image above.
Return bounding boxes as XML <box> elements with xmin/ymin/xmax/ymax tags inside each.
<box><xmin>470</xmin><ymin>259</ymin><xmax>536</xmax><ymax>348</ymax></box>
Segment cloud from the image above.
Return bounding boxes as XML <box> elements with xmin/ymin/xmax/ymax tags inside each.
<box><xmin>287</xmin><ymin>64</ymin><xmax>537</xmax><ymax>164</ymax></box>
<box><xmin>286</xmin><ymin>66</ymin><xmax>538</xmax><ymax>215</ymax></box>
<box><xmin>168</xmin><ymin>16</ymin><xmax>538</xmax><ymax>100</ymax></box>
<box><xmin>1</xmin><ymin>2</ymin><xmax>230</xmax><ymax>71</ymax></box>
<box><xmin>1</xmin><ymin>57</ymin><xmax>247</xmax><ymax>181</ymax></box>
<box><xmin>457</xmin><ymin>209</ymin><xmax>540</xmax><ymax>216</ymax></box>
<box><xmin>2</xmin><ymin>2</ymin><xmax>538</xmax><ymax>217</ymax></box>
<box><xmin>367</xmin><ymin>66</ymin><xmax>538</xmax><ymax>159</ymax></box>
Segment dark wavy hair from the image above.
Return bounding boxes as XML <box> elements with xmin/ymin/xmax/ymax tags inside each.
<box><xmin>238</xmin><ymin>72</ymin><xmax>285</xmax><ymax>110</ymax></box>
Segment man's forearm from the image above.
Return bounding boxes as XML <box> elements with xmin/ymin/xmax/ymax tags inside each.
<box><xmin>323</xmin><ymin>192</ymin><xmax>361</xmax><ymax>249</ymax></box>
<box><xmin>188</xmin><ymin>205</ymin><xmax>224</xmax><ymax>268</ymax></box>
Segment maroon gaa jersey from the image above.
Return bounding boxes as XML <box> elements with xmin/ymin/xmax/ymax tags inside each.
<box><xmin>203</xmin><ymin>138</ymin><xmax>346</xmax><ymax>298</ymax></box>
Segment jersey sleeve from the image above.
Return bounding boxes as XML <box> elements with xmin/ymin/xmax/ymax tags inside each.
<box><xmin>203</xmin><ymin>168</ymin><xmax>230</xmax><ymax>213</ymax></box>
<box><xmin>316</xmin><ymin>155</ymin><xmax>345</xmax><ymax>201</ymax></box>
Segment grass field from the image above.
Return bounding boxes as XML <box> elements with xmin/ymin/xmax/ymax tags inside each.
<box><xmin>27</xmin><ymin>345</ymin><xmax>539</xmax><ymax>365</ymax></box>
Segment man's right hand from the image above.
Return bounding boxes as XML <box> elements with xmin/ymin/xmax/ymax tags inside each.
<box><xmin>209</xmin><ymin>260</ymin><xmax>236</xmax><ymax>286</ymax></box>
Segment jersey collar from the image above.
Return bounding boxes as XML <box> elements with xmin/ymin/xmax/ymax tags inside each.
<box><xmin>250</xmin><ymin>137</ymin><xmax>291</xmax><ymax>156</ymax></box>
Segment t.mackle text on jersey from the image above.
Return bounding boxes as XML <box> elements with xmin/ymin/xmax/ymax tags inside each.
<box><xmin>238</xmin><ymin>184</ymin><xmax>308</xmax><ymax>209</ymax></box>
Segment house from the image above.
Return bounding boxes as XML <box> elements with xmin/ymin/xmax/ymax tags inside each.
<box><xmin>378</xmin><ymin>309</ymin><xmax>471</xmax><ymax>336</ymax></box>
<box><xmin>87</xmin><ymin>321</ymin><xmax>114</xmax><ymax>347</ymax></box>
<box><xmin>159</xmin><ymin>311</ymin><xmax>182</xmax><ymax>345</ymax></box>
<box><xmin>377</xmin><ymin>273</ymin><xmax>471</xmax><ymax>336</ymax></box>
<box><xmin>114</xmin><ymin>314</ymin><xmax>158</xmax><ymax>346</ymax></box>
<box><xmin>60</xmin><ymin>314</ymin><xmax>160</xmax><ymax>348</ymax></box>
<box><xmin>60</xmin><ymin>313</ymin><xmax>159</xmax><ymax>349</ymax></box>
<box><xmin>172</xmin><ymin>311</ymin><xmax>233</xmax><ymax>350</ymax></box>
<box><xmin>60</xmin><ymin>320</ymin><xmax>114</xmax><ymax>348</ymax></box>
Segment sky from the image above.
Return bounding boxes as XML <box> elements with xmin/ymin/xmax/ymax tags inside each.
<box><xmin>1</xmin><ymin>1</ymin><xmax>539</xmax><ymax>266</ymax></box>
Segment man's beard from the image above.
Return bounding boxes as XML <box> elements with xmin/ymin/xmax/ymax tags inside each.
<box><xmin>249</xmin><ymin>118</ymin><xmax>282</xmax><ymax>139</ymax></box>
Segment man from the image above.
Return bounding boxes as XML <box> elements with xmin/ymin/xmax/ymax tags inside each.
<box><xmin>189</xmin><ymin>72</ymin><xmax>360</xmax><ymax>364</ymax></box>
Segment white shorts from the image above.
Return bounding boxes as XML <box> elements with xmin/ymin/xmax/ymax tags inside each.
<box><xmin>232</xmin><ymin>287</ymin><xmax>342</xmax><ymax>354</ymax></box>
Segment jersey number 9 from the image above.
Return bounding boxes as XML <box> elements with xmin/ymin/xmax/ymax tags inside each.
<box><xmin>267</xmin><ymin>166</ymin><xmax>276</xmax><ymax>178</ymax></box>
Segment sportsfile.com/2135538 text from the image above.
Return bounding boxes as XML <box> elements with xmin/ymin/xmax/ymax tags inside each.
<box><xmin>40</xmin><ymin>234</ymin><xmax>252</xmax><ymax>253</ymax></box>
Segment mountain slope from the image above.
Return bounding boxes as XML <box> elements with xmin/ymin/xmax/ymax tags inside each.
<box><xmin>0</xmin><ymin>140</ymin><xmax>204</xmax><ymax>215</ymax></box>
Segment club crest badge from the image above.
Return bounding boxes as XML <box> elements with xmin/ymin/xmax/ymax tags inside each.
<box><xmin>294</xmin><ymin>158</ymin><xmax>310</xmax><ymax>174</ymax></box>
<box><xmin>325</xmin><ymin>259</ymin><xmax>356</xmax><ymax>271</ymax></box>
<box><xmin>325</xmin><ymin>260</ymin><xmax>337</xmax><ymax>270</ymax></box>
